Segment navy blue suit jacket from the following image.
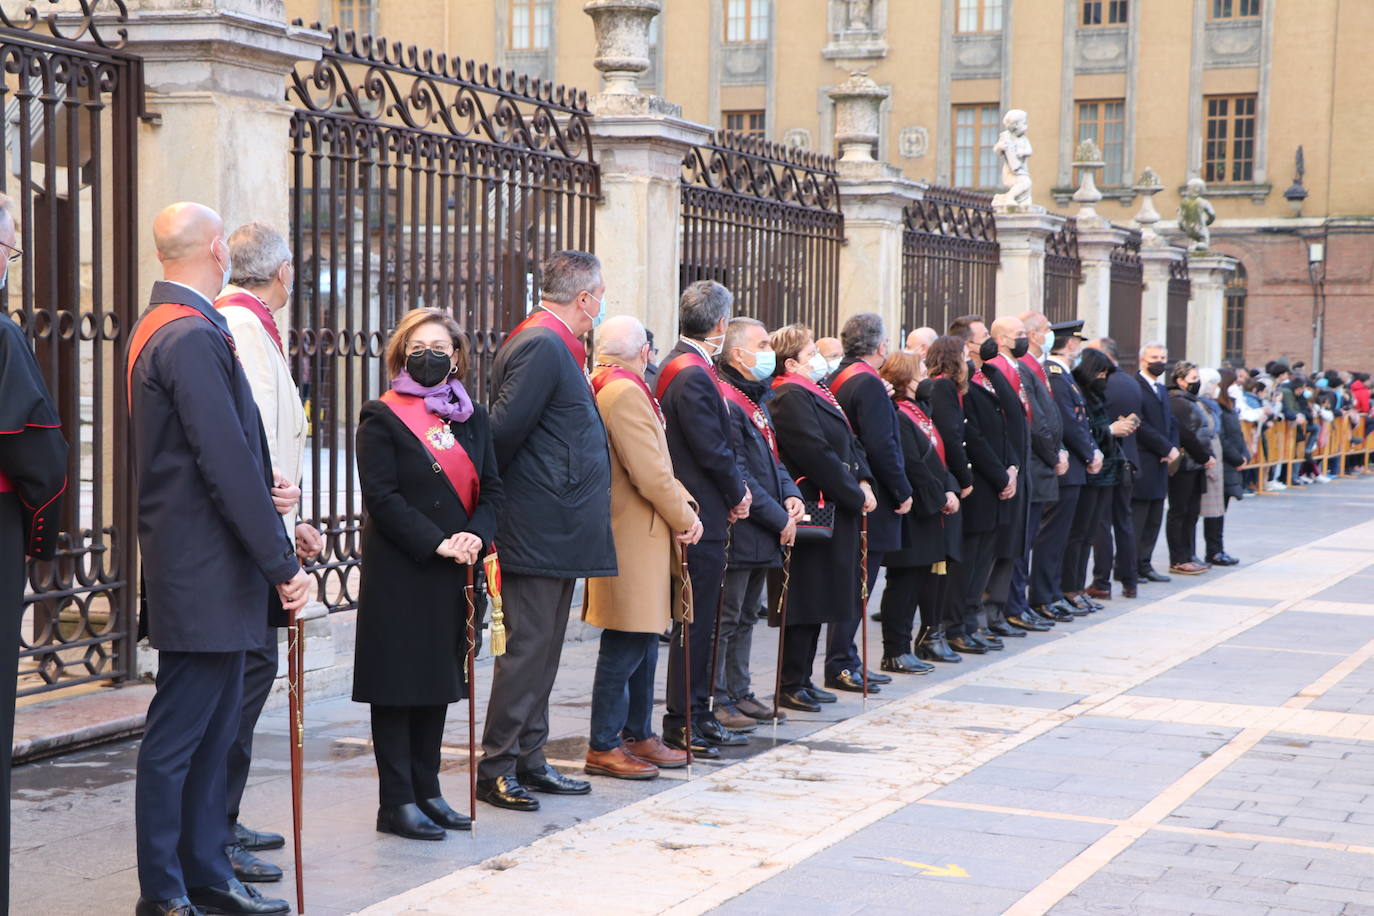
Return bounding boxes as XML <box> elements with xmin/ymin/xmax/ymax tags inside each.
<box><xmin>1047</xmin><ymin>357</ymin><xmax>1095</xmax><ymax>487</ymax></box>
<box><xmin>130</xmin><ymin>281</ymin><xmax>298</xmax><ymax>653</ymax></box>
<box><xmin>830</xmin><ymin>358</ymin><xmax>912</xmax><ymax>554</ymax></box>
<box><xmin>1133</xmin><ymin>371</ymin><xmax>1179</xmax><ymax>501</ymax></box>
<box><xmin>1101</xmin><ymin>368</ymin><xmax>1142</xmax><ymax>473</ymax></box>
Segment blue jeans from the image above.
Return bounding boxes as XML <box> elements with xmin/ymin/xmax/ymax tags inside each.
<box><xmin>589</xmin><ymin>629</ymin><xmax>659</xmax><ymax>751</ymax></box>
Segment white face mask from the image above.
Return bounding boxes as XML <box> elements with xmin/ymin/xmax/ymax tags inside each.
<box><xmin>703</xmin><ymin>332</ymin><xmax>725</xmax><ymax>354</ymax></box>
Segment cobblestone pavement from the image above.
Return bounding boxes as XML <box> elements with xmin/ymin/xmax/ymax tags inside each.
<box><xmin>15</xmin><ymin>479</ymin><xmax>1374</xmax><ymax>915</ymax></box>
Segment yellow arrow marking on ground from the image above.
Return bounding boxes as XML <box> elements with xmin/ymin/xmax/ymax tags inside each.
<box><xmin>878</xmin><ymin>857</ymin><xmax>970</xmax><ymax>878</ymax></box>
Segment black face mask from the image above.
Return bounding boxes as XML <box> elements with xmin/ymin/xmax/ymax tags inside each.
<box><xmin>1145</xmin><ymin>361</ymin><xmax>1167</xmax><ymax>378</ymax></box>
<box><xmin>1011</xmin><ymin>336</ymin><xmax>1030</xmax><ymax>359</ymax></box>
<box><xmin>978</xmin><ymin>338</ymin><xmax>998</xmax><ymax>361</ymax></box>
<box><xmin>406</xmin><ymin>349</ymin><xmax>453</xmax><ymax>388</ymax></box>
<box><xmin>1091</xmin><ymin>376</ymin><xmax>1109</xmax><ymax>394</ymax></box>
<box><xmin>1186</xmin><ymin>380</ymin><xmax>1201</xmax><ymax>396</ymax></box>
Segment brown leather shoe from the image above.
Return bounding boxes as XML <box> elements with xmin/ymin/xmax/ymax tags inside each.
<box><xmin>1085</xmin><ymin>586</ymin><xmax>1112</xmax><ymax>600</ymax></box>
<box><xmin>584</xmin><ymin>746</ymin><xmax>659</xmax><ymax>780</ymax></box>
<box><xmin>622</xmin><ymin>735</ymin><xmax>688</xmax><ymax>769</ymax></box>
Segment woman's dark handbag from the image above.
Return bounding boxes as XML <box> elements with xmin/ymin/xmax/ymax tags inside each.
<box><xmin>793</xmin><ymin>477</ymin><xmax>835</xmax><ymax>542</ymax></box>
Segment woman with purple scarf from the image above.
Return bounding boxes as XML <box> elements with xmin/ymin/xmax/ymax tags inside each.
<box><xmin>353</xmin><ymin>307</ymin><xmax>503</xmax><ymax>841</ymax></box>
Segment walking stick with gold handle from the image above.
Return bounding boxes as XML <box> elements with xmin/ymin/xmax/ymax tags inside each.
<box><xmin>860</xmin><ymin>512</ymin><xmax>870</xmax><ymax>711</ymax></box>
<box><xmin>464</xmin><ymin>564</ymin><xmax>479</xmax><ymax>835</ymax></box>
<box><xmin>771</xmin><ymin>545</ymin><xmax>792</xmax><ymax>743</ymax></box>
<box><xmin>706</xmin><ymin>522</ymin><xmax>733</xmax><ymax>715</ymax></box>
<box><xmin>678</xmin><ymin>542</ymin><xmax>693</xmax><ymax>776</ymax></box>
<box><xmin>287</xmin><ymin>602</ymin><xmax>326</xmax><ymax>913</ymax></box>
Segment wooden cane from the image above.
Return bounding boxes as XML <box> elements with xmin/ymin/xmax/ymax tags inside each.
<box><xmin>287</xmin><ymin>605</ymin><xmax>306</xmax><ymax>914</ymax></box>
<box><xmin>679</xmin><ymin>543</ymin><xmax>693</xmax><ymax>776</ymax></box>
<box><xmin>464</xmin><ymin>564</ymin><xmax>478</xmax><ymax>836</ymax></box>
<box><xmin>706</xmin><ymin>522</ymin><xmax>733</xmax><ymax>715</ymax></box>
<box><xmin>771</xmin><ymin>545</ymin><xmax>793</xmax><ymax>744</ymax></box>
<box><xmin>860</xmin><ymin>512</ymin><xmax>870</xmax><ymax>711</ymax></box>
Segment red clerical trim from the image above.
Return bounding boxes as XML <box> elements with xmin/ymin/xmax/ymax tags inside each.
<box><xmin>592</xmin><ymin>363</ymin><xmax>665</xmax><ymax>427</ymax></box>
<box><xmin>771</xmin><ymin>372</ymin><xmax>851</xmax><ymax>430</ymax></box>
<box><xmin>990</xmin><ymin>354</ymin><xmax>1032</xmax><ymax>421</ymax></box>
<box><xmin>830</xmin><ymin>359</ymin><xmax>881</xmax><ymax>397</ymax></box>
<box><xmin>215</xmin><ymin>291</ymin><xmax>284</xmax><ymax>355</ymax></box>
<box><xmin>380</xmin><ymin>391</ymin><xmax>481</xmax><ymax>516</ymax></box>
<box><xmin>718</xmin><ymin>378</ymin><xmax>778</xmax><ymax>459</ymax></box>
<box><xmin>897</xmin><ymin>399</ymin><xmax>945</xmax><ymax>466</ymax></box>
<box><xmin>505</xmin><ymin>308</ymin><xmax>587</xmax><ymax>368</ymax></box>
<box><xmin>0</xmin><ymin>469</ymin><xmax>12</xmax><ymax>492</ymax></box>
<box><xmin>126</xmin><ymin>304</ymin><xmax>215</xmax><ymax>408</ymax></box>
<box><xmin>971</xmin><ymin>368</ymin><xmax>996</xmax><ymax>396</ymax></box>
<box><xmin>654</xmin><ymin>350</ymin><xmax>715</xmax><ymax>400</ymax></box>
<box><xmin>1020</xmin><ymin>352</ymin><xmax>1049</xmax><ymax>388</ymax></box>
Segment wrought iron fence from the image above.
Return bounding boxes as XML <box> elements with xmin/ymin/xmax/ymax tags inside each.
<box><xmin>1167</xmin><ymin>258</ymin><xmax>1191</xmax><ymax>361</ymax></box>
<box><xmin>1043</xmin><ymin>217</ymin><xmax>1081</xmax><ymax>325</ymax></box>
<box><xmin>1</xmin><ymin>4</ymin><xmax>144</xmax><ymax>696</ymax></box>
<box><xmin>680</xmin><ymin>131</ymin><xmax>843</xmax><ymax>335</ymax></box>
<box><xmin>287</xmin><ymin>24</ymin><xmax>599</xmax><ymax>613</ymax></box>
<box><xmin>1108</xmin><ymin>229</ymin><xmax>1143</xmax><ymax>372</ymax></box>
<box><xmin>900</xmin><ymin>185</ymin><xmax>998</xmax><ymax>335</ymax></box>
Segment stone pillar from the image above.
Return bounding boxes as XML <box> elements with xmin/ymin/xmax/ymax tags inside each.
<box><xmin>1139</xmin><ymin>245</ymin><xmax>1186</xmax><ymax>351</ymax></box>
<box><xmin>1076</xmin><ymin>222</ymin><xmax>1128</xmax><ymax>339</ymax></box>
<box><xmin>585</xmin><ymin>1</ymin><xmax>709</xmax><ymax>347</ymax></box>
<box><xmin>994</xmin><ymin>211</ymin><xmax>1066</xmax><ymax>320</ymax></box>
<box><xmin>122</xmin><ymin>0</ymin><xmax>329</xmax><ymax>293</ymax></box>
<box><xmin>1186</xmin><ymin>255</ymin><xmax>1238</xmax><ymax>366</ymax></box>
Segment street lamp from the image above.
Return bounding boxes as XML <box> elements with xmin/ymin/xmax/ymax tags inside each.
<box><xmin>1308</xmin><ymin>238</ymin><xmax>1326</xmax><ymax>371</ymax></box>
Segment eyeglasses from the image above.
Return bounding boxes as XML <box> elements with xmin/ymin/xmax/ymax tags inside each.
<box><xmin>0</xmin><ymin>240</ymin><xmax>21</xmax><ymax>263</ymax></box>
<box><xmin>406</xmin><ymin>343</ymin><xmax>454</xmax><ymax>357</ymax></box>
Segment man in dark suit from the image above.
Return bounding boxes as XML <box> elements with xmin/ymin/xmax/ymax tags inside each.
<box><xmin>130</xmin><ymin>202</ymin><xmax>309</xmax><ymax>916</ymax></box>
<box><xmin>1086</xmin><ymin>337</ymin><xmax>1143</xmax><ymax>599</ymax></box>
<box><xmin>828</xmin><ymin>313</ymin><xmax>912</xmax><ymax>691</ymax></box>
<box><xmin>0</xmin><ymin>193</ymin><xmax>67</xmax><ymax>915</ymax></box>
<box><xmin>657</xmin><ymin>280</ymin><xmax>752</xmax><ymax>756</ymax></box>
<box><xmin>479</xmin><ymin>249</ymin><xmax>617</xmax><ymax>810</ymax></box>
<box><xmin>1029</xmin><ymin>321</ymin><xmax>1100</xmax><ymax>623</ymax></box>
<box><xmin>1131</xmin><ymin>342</ymin><xmax>1180</xmax><ymax>583</ymax></box>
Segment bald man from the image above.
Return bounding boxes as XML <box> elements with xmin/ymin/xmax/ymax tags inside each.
<box><xmin>814</xmin><ymin>336</ymin><xmax>843</xmax><ymax>378</ymax></box>
<box><xmin>130</xmin><ymin>202</ymin><xmax>307</xmax><ymax>916</ymax></box>
<box><xmin>905</xmin><ymin>327</ymin><xmax>937</xmax><ymax>357</ymax></box>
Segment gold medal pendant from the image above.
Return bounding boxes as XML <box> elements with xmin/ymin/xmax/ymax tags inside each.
<box><xmin>425</xmin><ymin>424</ymin><xmax>456</xmax><ymax>451</ymax></box>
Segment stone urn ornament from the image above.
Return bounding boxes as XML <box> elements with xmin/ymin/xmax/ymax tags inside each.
<box><xmin>584</xmin><ymin>0</ymin><xmax>662</xmax><ymax>95</ymax></box>
<box><xmin>1071</xmin><ymin>138</ymin><xmax>1105</xmax><ymax>222</ymax></box>
<box><xmin>991</xmin><ymin>109</ymin><xmax>1033</xmax><ymax>209</ymax></box>
<box><xmin>1132</xmin><ymin>167</ymin><xmax>1164</xmax><ymax>246</ymax></box>
<box><xmin>827</xmin><ymin>70</ymin><xmax>889</xmax><ymax>163</ymax></box>
<box><xmin>1178</xmin><ymin>177</ymin><xmax>1216</xmax><ymax>254</ymax></box>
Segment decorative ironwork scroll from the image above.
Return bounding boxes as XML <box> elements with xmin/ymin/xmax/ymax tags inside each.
<box><xmin>1109</xmin><ymin>228</ymin><xmax>1144</xmax><ymax>371</ymax></box>
<box><xmin>900</xmin><ymin>185</ymin><xmax>999</xmax><ymax>335</ymax></box>
<box><xmin>1044</xmin><ymin>217</ymin><xmax>1082</xmax><ymax>325</ymax></box>
<box><xmin>0</xmin><ymin>0</ymin><xmax>131</xmax><ymax>50</ymax></box>
<box><xmin>1167</xmin><ymin>257</ymin><xmax>1192</xmax><ymax>361</ymax></box>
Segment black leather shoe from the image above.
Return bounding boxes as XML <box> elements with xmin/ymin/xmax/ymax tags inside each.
<box><xmin>187</xmin><ymin>878</ymin><xmax>289</xmax><ymax>915</ymax></box>
<box><xmin>948</xmin><ymin>635</ymin><xmax>988</xmax><ymax>655</ymax></box>
<box><xmin>225</xmin><ymin>843</ymin><xmax>282</xmax><ymax>883</ymax></box>
<box><xmin>663</xmin><ymin>725</ymin><xmax>721</xmax><ymax>758</ymax></box>
<box><xmin>1025</xmin><ymin>606</ymin><xmax>1058</xmax><ymax>625</ymax></box>
<box><xmin>698</xmin><ymin>718</ymin><xmax>749</xmax><ymax>747</ymax></box>
<box><xmin>916</xmin><ymin>632</ymin><xmax>962</xmax><ymax>663</ymax></box>
<box><xmin>972</xmin><ymin>629</ymin><xmax>1004</xmax><ymax>650</ymax></box>
<box><xmin>824</xmin><ymin>669</ymin><xmax>880</xmax><ymax>693</ymax></box>
<box><xmin>233</xmin><ymin>823</ymin><xmax>284</xmax><ymax>852</ymax></box>
<box><xmin>1006</xmin><ymin>614</ymin><xmax>1051</xmax><ymax>632</ymax></box>
<box><xmin>1207</xmin><ymin>553</ymin><xmax>1240</xmax><ymax>566</ymax></box>
<box><xmin>1034</xmin><ymin>602</ymin><xmax>1072</xmax><ymax>622</ymax></box>
<box><xmin>778</xmin><ymin>689</ymin><xmax>822</xmax><ymax>712</ymax></box>
<box><xmin>518</xmin><ymin>764</ymin><xmax>592</xmax><ymax>795</ymax></box>
<box><xmin>803</xmin><ymin>682</ymin><xmax>838</xmax><ymax>703</ymax></box>
<box><xmin>881</xmin><ymin>654</ymin><xmax>933</xmax><ymax>674</ymax></box>
<box><xmin>870</xmin><ymin>611</ymin><xmax>882</xmax><ymax>621</ymax></box>
<box><xmin>1053</xmin><ymin>599</ymin><xmax>1089</xmax><ymax>618</ymax></box>
<box><xmin>376</xmin><ymin>803</ymin><xmax>446</xmax><ymax>840</ymax></box>
<box><xmin>1069</xmin><ymin>594</ymin><xmax>1102</xmax><ymax>612</ymax></box>
<box><xmin>417</xmin><ymin>796</ymin><xmax>472</xmax><ymax>831</ymax></box>
<box><xmin>988</xmin><ymin>621</ymin><xmax>1026</xmax><ymax>638</ymax></box>
<box><xmin>1141</xmin><ymin>568</ymin><xmax>1172</xmax><ymax>583</ymax></box>
<box><xmin>136</xmin><ymin>898</ymin><xmax>201</xmax><ymax>916</ymax></box>
<box><xmin>864</xmin><ymin>669</ymin><xmax>893</xmax><ymax>684</ymax></box>
<box><xmin>476</xmin><ymin>775</ymin><xmax>540</xmax><ymax>811</ymax></box>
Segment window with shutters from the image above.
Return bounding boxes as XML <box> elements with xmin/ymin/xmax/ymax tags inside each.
<box><xmin>1204</xmin><ymin>94</ymin><xmax>1257</xmax><ymax>184</ymax></box>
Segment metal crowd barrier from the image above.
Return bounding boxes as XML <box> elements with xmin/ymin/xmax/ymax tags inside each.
<box><xmin>1238</xmin><ymin>415</ymin><xmax>1372</xmax><ymax>492</ymax></box>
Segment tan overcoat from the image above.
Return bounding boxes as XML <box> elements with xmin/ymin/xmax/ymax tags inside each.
<box><xmin>584</xmin><ymin>358</ymin><xmax>698</xmax><ymax>633</ymax></box>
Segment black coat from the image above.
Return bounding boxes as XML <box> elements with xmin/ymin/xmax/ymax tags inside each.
<box><xmin>926</xmin><ymin>377</ymin><xmax>973</xmax><ymax>491</ymax></box>
<box><xmin>981</xmin><ymin>359</ymin><xmax>1030</xmax><ymax>557</ymax></box>
<box><xmin>717</xmin><ymin>364</ymin><xmax>802</xmax><ymax>569</ymax></box>
<box><xmin>490</xmin><ymin>322</ymin><xmax>615</xmax><ymax>577</ymax></box>
<box><xmin>831</xmin><ymin>358</ymin><xmax>912</xmax><ymax>554</ymax></box>
<box><xmin>1170</xmin><ymin>387</ymin><xmax>1214</xmax><ymax>471</ymax></box>
<box><xmin>884</xmin><ymin>401</ymin><xmax>961</xmax><ymax>568</ymax></box>
<box><xmin>1133</xmin><ymin>371</ymin><xmax>1179</xmax><ymax>501</ymax></box>
<box><xmin>658</xmin><ymin>340</ymin><xmax>747</xmax><ymax>542</ymax></box>
<box><xmin>129</xmin><ymin>282</ymin><xmax>299</xmax><ymax>652</ymax></box>
<box><xmin>1082</xmin><ymin>386</ymin><xmax>1125</xmax><ymax>488</ymax></box>
<box><xmin>1218</xmin><ymin>407</ymin><xmax>1250</xmax><ymax>498</ymax></box>
<box><xmin>353</xmin><ymin>400</ymin><xmax>503</xmax><ymax>706</ymax></box>
<box><xmin>769</xmin><ymin>380</ymin><xmax>871</xmax><ymax>627</ymax></box>
<box><xmin>1020</xmin><ymin>359</ymin><xmax>1062</xmax><ymax>505</ymax></box>
<box><xmin>0</xmin><ymin>317</ymin><xmax>67</xmax><ymax>560</ymax></box>
<box><xmin>1100</xmin><ymin>367</ymin><xmax>1142</xmax><ymax>473</ymax></box>
<box><xmin>1047</xmin><ymin>357</ymin><xmax>1095</xmax><ymax>487</ymax></box>
<box><xmin>959</xmin><ymin>375</ymin><xmax>1013</xmax><ymax>536</ymax></box>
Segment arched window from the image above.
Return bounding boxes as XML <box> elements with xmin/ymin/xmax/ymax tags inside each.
<box><xmin>1223</xmin><ymin>262</ymin><xmax>1247</xmax><ymax>366</ymax></box>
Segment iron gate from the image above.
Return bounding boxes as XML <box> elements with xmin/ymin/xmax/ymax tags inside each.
<box><xmin>1108</xmin><ymin>229</ymin><xmax>1143</xmax><ymax>372</ymax></box>
<box><xmin>287</xmin><ymin>25</ymin><xmax>599</xmax><ymax>613</ymax></box>
<box><xmin>680</xmin><ymin>131</ymin><xmax>843</xmax><ymax>335</ymax></box>
<box><xmin>1167</xmin><ymin>258</ymin><xmax>1191</xmax><ymax>361</ymax></box>
<box><xmin>1043</xmin><ymin>217</ymin><xmax>1081</xmax><ymax>325</ymax></box>
<box><xmin>899</xmin><ymin>186</ymin><xmax>998</xmax><ymax>335</ymax></box>
<box><xmin>2</xmin><ymin>5</ymin><xmax>144</xmax><ymax>697</ymax></box>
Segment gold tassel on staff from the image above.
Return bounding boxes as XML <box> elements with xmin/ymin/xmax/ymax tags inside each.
<box><xmin>484</xmin><ymin>552</ymin><xmax>507</xmax><ymax>657</ymax></box>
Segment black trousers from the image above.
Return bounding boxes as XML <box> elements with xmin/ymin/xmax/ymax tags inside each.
<box><xmin>664</xmin><ymin>538</ymin><xmax>726</xmax><ymax>732</ymax></box>
<box><xmin>479</xmin><ymin>574</ymin><xmax>575</xmax><ymax>780</ymax></box>
<box><xmin>1092</xmin><ymin>479</ymin><xmax>1138</xmax><ymax>590</ymax></box>
<box><xmin>135</xmin><ymin>650</ymin><xmax>244</xmax><ymax>901</ymax></box>
<box><xmin>225</xmin><ymin>623</ymin><xmax>277</xmax><ymax>827</ymax></box>
<box><xmin>1030</xmin><ymin>484</ymin><xmax>1080</xmax><ymax>605</ymax></box>
<box><xmin>947</xmin><ymin>531</ymin><xmax>997</xmax><ymax>638</ymax></box>
<box><xmin>0</xmin><ymin>496</ymin><xmax>22</xmax><ymax>914</ymax></box>
<box><xmin>370</xmin><ymin>704</ymin><xmax>447</xmax><ymax>807</ymax></box>
<box><xmin>779</xmin><ymin>623</ymin><xmax>822</xmax><ymax>692</ymax></box>
<box><xmin>1007</xmin><ymin>500</ymin><xmax>1045</xmax><ymax>620</ymax></box>
<box><xmin>1204</xmin><ymin>495</ymin><xmax>1233</xmax><ymax>558</ymax></box>
<box><xmin>1166</xmin><ymin>470</ymin><xmax>1204</xmax><ymax>565</ymax></box>
<box><xmin>1063</xmin><ymin>485</ymin><xmax>1108</xmax><ymax>595</ymax></box>
<box><xmin>825</xmin><ymin>562</ymin><xmax>879</xmax><ymax>680</ymax></box>
<box><xmin>880</xmin><ymin>565</ymin><xmax>945</xmax><ymax>656</ymax></box>
<box><xmin>1133</xmin><ymin>498</ymin><xmax>1166</xmax><ymax>575</ymax></box>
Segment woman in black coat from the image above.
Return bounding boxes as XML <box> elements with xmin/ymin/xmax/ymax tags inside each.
<box><xmin>1165</xmin><ymin>361</ymin><xmax>1214</xmax><ymax>575</ymax></box>
<box><xmin>767</xmin><ymin>324</ymin><xmax>875</xmax><ymax>712</ymax></box>
<box><xmin>878</xmin><ymin>352</ymin><xmax>961</xmax><ymax>673</ymax></box>
<box><xmin>354</xmin><ymin>308</ymin><xmax>503</xmax><ymax>840</ymax></box>
<box><xmin>1205</xmin><ymin>368</ymin><xmax>1249</xmax><ymax>566</ymax></box>
<box><xmin>1063</xmin><ymin>348</ymin><xmax>1126</xmax><ymax>605</ymax></box>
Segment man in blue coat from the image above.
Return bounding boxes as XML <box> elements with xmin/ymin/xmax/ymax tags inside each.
<box><xmin>1086</xmin><ymin>337</ymin><xmax>1143</xmax><ymax>599</ymax></box>
<box><xmin>130</xmin><ymin>203</ymin><xmax>310</xmax><ymax>916</ymax></box>
<box><xmin>479</xmin><ymin>250</ymin><xmax>616</xmax><ymax>810</ymax></box>
<box><xmin>657</xmin><ymin>280</ymin><xmax>752</xmax><ymax>756</ymax></box>
<box><xmin>1131</xmin><ymin>342</ymin><xmax>1180</xmax><ymax>583</ymax></box>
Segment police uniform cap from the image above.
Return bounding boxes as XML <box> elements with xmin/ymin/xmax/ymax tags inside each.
<box><xmin>1048</xmin><ymin>319</ymin><xmax>1087</xmax><ymax>341</ymax></box>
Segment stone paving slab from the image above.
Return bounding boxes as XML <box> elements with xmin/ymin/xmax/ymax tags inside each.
<box><xmin>938</xmin><ymin>685</ymin><xmax>1088</xmax><ymax>709</ymax></box>
<box><xmin>1125</xmin><ymin>645</ymin><xmax>1340</xmax><ymax>706</ymax></box>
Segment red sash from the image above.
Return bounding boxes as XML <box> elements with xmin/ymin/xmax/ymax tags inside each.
<box><xmin>771</xmin><ymin>372</ymin><xmax>851</xmax><ymax>430</ymax></box>
<box><xmin>991</xmin><ymin>354</ymin><xmax>1032</xmax><ymax>421</ymax></box>
<box><xmin>380</xmin><ymin>390</ymin><xmax>480</xmax><ymax>516</ymax></box>
<box><xmin>830</xmin><ymin>359</ymin><xmax>881</xmax><ymax>397</ymax></box>
<box><xmin>1020</xmin><ymin>352</ymin><xmax>1049</xmax><ymax>389</ymax></box>
<box><xmin>718</xmin><ymin>377</ymin><xmax>778</xmax><ymax>459</ymax></box>
<box><xmin>0</xmin><ymin>469</ymin><xmax>12</xmax><ymax>492</ymax></box>
<box><xmin>591</xmin><ymin>363</ymin><xmax>665</xmax><ymax>427</ymax></box>
<box><xmin>655</xmin><ymin>350</ymin><xmax>716</xmax><ymax>400</ymax></box>
<box><xmin>215</xmin><ymin>290</ymin><xmax>284</xmax><ymax>355</ymax></box>
<box><xmin>126</xmin><ymin>303</ymin><xmax>219</xmax><ymax>408</ymax></box>
<box><xmin>971</xmin><ymin>368</ymin><xmax>996</xmax><ymax>397</ymax></box>
<box><xmin>505</xmin><ymin>308</ymin><xmax>587</xmax><ymax>369</ymax></box>
<box><xmin>897</xmin><ymin>399</ymin><xmax>945</xmax><ymax>466</ymax></box>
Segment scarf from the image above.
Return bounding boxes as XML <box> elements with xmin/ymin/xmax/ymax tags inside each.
<box><xmin>390</xmin><ymin>369</ymin><xmax>474</xmax><ymax>423</ymax></box>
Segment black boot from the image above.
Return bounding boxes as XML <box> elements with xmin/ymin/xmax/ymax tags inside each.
<box><xmin>417</xmin><ymin>796</ymin><xmax>472</xmax><ymax>830</ymax></box>
<box><xmin>916</xmin><ymin>628</ymin><xmax>962</xmax><ymax>663</ymax></box>
<box><xmin>376</xmin><ymin>803</ymin><xmax>446</xmax><ymax>840</ymax></box>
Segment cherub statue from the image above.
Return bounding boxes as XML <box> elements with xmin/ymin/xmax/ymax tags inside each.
<box><xmin>991</xmin><ymin>109</ymin><xmax>1033</xmax><ymax>209</ymax></box>
<box><xmin>1178</xmin><ymin>177</ymin><xmax>1216</xmax><ymax>252</ymax></box>
<box><xmin>846</xmin><ymin>0</ymin><xmax>873</xmax><ymax>30</ymax></box>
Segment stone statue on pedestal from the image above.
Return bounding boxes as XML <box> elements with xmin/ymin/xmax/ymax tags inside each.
<box><xmin>992</xmin><ymin>109</ymin><xmax>1033</xmax><ymax>209</ymax></box>
<box><xmin>1178</xmin><ymin>177</ymin><xmax>1216</xmax><ymax>253</ymax></box>
<box><xmin>846</xmin><ymin>0</ymin><xmax>873</xmax><ymax>30</ymax></box>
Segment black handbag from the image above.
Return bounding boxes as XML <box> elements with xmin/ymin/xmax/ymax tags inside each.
<box><xmin>793</xmin><ymin>477</ymin><xmax>835</xmax><ymax>542</ymax></box>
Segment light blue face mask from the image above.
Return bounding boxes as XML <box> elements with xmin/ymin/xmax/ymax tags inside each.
<box><xmin>746</xmin><ymin>348</ymin><xmax>776</xmax><ymax>381</ymax></box>
<box><xmin>582</xmin><ymin>292</ymin><xmax>606</xmax><ymax>327</ymax></box>
<box><xmin>1042</xmin><ymin>329</ymin><xmax>1055</xmax><ymax>353</ymax></box>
